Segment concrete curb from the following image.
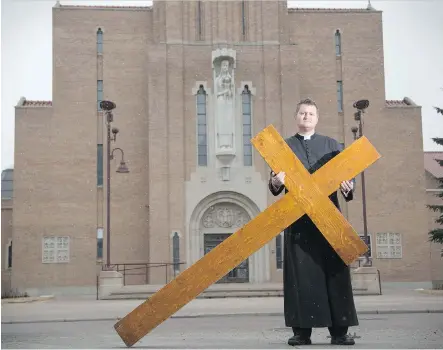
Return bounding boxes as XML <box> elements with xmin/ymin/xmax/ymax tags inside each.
<box><xmin>2</xmin><ymin>309</ymin><xmax>443</xmax><ymax>325</ymax></box>
<box><xmin>1</xmin><ymin>295</ymin><xmax>54</xmax><ymax>304</ymax></box>
<box><xmin>415</xmin><ymin>289</ymin><xmax>443</xmax><ymax>295</ymax></box>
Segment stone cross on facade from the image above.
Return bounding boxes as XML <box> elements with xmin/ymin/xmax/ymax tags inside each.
<box><xmin>113</xmin><ymin>125</ymin><xmax>381</xmax><ymax>347</ymax></box>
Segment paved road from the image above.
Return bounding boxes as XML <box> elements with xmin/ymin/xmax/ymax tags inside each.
<box><xmin>2</xmin><ymin>314</ymin><xmax>442</xmax><ymax>349</ymax></box>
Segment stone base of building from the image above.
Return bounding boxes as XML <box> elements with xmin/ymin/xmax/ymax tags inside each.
<box><xmin>98</xmin><ymin>270</ymin><xmax>124</xmax><ymax>299</ymax></box>
<box><xmin>351</xmin><ymin>267</ymin><xmax>382</xmax><ymax>295</ymax></box>
<box><xmin>13</xmin><ymin>285</ymin><xmax>97</xmax><ymax>298</ymax></box>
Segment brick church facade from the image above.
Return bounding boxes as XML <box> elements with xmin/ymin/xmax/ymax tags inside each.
<box><xmin>2</xmin><ymin>1</ymin><xmax>441</xmax><ymax>296</ymax></box>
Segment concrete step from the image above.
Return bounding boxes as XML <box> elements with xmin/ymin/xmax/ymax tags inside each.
<box><xmin>105</xmin><ymin>290</ymin><xmax>284</xmax><ymax>300</ymax></box>
<box><xmin>100</xmin><ymin>268</ymin><xmax>382</xmax><ymax>300</ymax></box>
<box><xmin>103</xmin><ymin>283</ymin><xmax>284</xmax><ymax>300</ymax></box>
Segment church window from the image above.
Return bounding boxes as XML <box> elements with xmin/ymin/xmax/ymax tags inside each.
<box><xmin>96</xmin><ymin>29</ymin><xmax>104</xmax><ymax>188</ymax></box>
<box><xmin>242</xmin><ymin>85</ymin><xmax>252</xmax><ymax>166</ymax></box>
<box><xmin>97</xmin><ymin>28</ymin><xmax>103</xmax><ymax>54</ymax></box>
<box><xmin>42</xmin><ymin>236</ymin><xmax>70</xmax><ymax>263</ymax></box>
<box><xmin>97</xmin><ymin>144</ymin><xmax>103</xmax><ymax>186</ymax></box>
<box><xmin>172</xmin><ymin>232</ymin><xmax>180</xmax><ymax>275</ymax></box>
<box><xmin>97</xmin><ymin>80</ymin><xmax>103</xmax><ymax>111</ymax></box>
<box><xmin>97</xmin><ymin>228</ymin><xmax>103</xmax><ymax>260</ymax></box>
<box><xmin>337</xmin><ymin>80</ymin><xmax>343</xmax><ymax>113</ymax></box>
<box><xmin>241</xmin><ymin>1</ymin><xmax>247</xmax><ymax>39</ymax></box>
<box><xmin>335</xmin><ymin>30</ymin><xmax>341</xmax><ymax>56</ymax></box>
<box><xmin>6</xmin><ymin>240</ymin><xmax>12</xmax><ymax>269</ymax></box>
<box><xmin>376</xmin><ymin>232</ymin><xmax>402</xmax><ymax>259</ymax></box>
<box><xmin>197</xmin><ymin>1</ymin><xmax>203</xmax><ymax>40</ymax></box>
<box><xmin>197</xmin><ymin>85</ymin><xmax>208</xmax><ymax>166</ymax></box>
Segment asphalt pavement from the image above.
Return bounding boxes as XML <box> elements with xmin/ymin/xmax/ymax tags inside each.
<box><xmin>2</xmin><ymin>314</ymin><xmax>443</xmax><ymax>349</ymax></box>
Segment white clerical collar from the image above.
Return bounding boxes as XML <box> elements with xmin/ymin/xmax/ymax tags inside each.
<box><xmin>297</xmin><ymin>131</ymin><xmax>315</xmax><ymax>140</ymax></box>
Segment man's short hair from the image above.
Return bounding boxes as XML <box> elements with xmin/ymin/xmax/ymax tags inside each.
<box><xmin>295</xmin><ymin>98</ymin><xmax>319</xmax><ymax>115</ymax></box>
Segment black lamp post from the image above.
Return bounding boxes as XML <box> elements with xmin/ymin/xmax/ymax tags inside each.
<box><xmin>352</xmin><ymin>99</ymin><xmax>371</xmax><ymax>267</ymax></box>
<box><xmin>100</xmin><ymin>100</ymin><xmax>130</xmax><ymax>268</ymax></box>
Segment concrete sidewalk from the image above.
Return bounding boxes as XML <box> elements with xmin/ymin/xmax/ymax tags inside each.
<box><xmin>2</xmin><ymin>289</ymin><xmax>443</xmax><ymax>324</ymax></box>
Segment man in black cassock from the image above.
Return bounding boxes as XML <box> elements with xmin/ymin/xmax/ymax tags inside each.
<box><xmin>269</xmin><ymin>98</ymin><xmax>358</xmax><ymax>346</ymax></box>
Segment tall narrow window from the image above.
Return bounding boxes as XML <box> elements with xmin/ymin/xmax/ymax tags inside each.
<box><xmin>197</xmin><ymin>85</ymin><xmax>208</xmax><ymax>166</ymax></box>
<box><xmin>276</xmin><ymin>233</ymin><xmax>283</xmax><ymax>269</ymax></box>
<box><xmin>97</xmin><ymin>228</ymin><xmax>103</xmax><ymax>260</ymax></box>
<box><xmin>97</xmin><ymin>28</ymin><xmax>103</xmax><ymax>54</ymax></box>
<box><xmin>97</xmin><ymin>144</ymin><xmax>103</xmax><ymax>186</ymax></box>
<box><xmin>335</xmin><ymin>30</ymin><xmax>341</xmax><ymax>56</ymax></box>
<box><xmin>7</xmin><ymin>240</ymin><xmax>12</xmax><ymax>269</ymax></box>
<box><xmin>242</xmin><ymin>85</ymin><xmax>252</xmax><ymax>166</ymax></box>
<box><xmin>337</xmin><ymin>81</ymin><xmax>343</xmax><ymax>113</ymax></box>
<box><xmin>97</xmin><ymin>80</ymin><xmax>103</xmax><ymax>111</ymax></box>
<box><xmin>172</xmin><ymin>232</ymin><xmax>180</xmax><ymax>274</ymax></box>
<box><xmin>241</xmin><ymin>1</ymin><xmax>246</xmax><ymax>39</ymax></box>
<box><xmin>197</xmin><ymin>1</ymin><xmax>202</xmax><ymax>40</ymax></box>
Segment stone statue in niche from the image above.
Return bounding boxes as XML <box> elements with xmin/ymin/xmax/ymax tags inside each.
<box><xmin>214</xmin><ymin>59</ymin><xmax>235</xmax><ymax>150</ymax></box>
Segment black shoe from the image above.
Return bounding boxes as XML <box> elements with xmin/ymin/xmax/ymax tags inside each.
<box><xmin>331</xmin><ymin>334</ymin><xmax>355</xmax><ymax>345</ymax></box>
<box><xmin>288</xmin><ymin>335</ymin><xmax>312</xmax><ymax>346</ymax></box>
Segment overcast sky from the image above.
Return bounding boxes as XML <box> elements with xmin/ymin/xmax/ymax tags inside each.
<box><xmin>1</xmin><ymin>0</ymin><xmax>442</xmax><ymax>170</ymax></box>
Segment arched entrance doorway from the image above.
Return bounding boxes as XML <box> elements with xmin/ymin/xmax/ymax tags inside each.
<box><xmin>201</xmin><ymin>203</ymin><xmax>251</xmax><ymax>283</ymax></box>
<box><xmin>188</xmin><ymin>191</ymin><xmax>270</xmax><ymax>284</ymax></box>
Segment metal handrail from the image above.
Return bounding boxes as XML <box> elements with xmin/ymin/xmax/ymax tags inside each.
<box><xmin>102</xmin><ymin>262</ymin><xmax>186</xmax><ymax>286</ymax></box>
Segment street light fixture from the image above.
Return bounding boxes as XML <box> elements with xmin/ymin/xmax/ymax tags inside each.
<box><xmin>112</xmin><ymin>147</ymin><xmax>130</xmax><ymax>173</ymax></box>
<box><xmin>100</xmin><ymin>100</ymin><xmax>130</xmax><ymax>268</ymax></box>
<box><xmin>351</xmin><ymin>99</ymin><xmax>371</xmax><ymax>267</ymax></box>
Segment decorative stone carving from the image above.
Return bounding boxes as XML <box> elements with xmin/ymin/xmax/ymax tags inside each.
<box><xmin>42</xmin><ymin>236</ymin><xmax>70</xmax><ymax>263</ymax></box>
<box><xmin>212</xmin><ymin>48</ymin><xmax>236</xmax><ymax>156</ymax></box>
<box><xmin>234</xmin><ymin>210</ymin><xmax>249</xmax><ymax>227</ymax></box>
<box><xmin>201</xmin><ymin>203</ymin><xmax>250</xmax><ymax>229</ymax></box>
<box><xmin>202</xmin><ymin>206</ymin><xmax>215</xmax><ymax>228</ymax></box>
<box><xmin>215</xmin><ymin>207</ymin><xmax>235</xmax><ymax>227</ymax></box>
<box><xmin>220</xmin><ymin>167</ymin><xmax>230</xmax><ymax>181</ymax></box>
<box><xmin>203</xmin><ymin>214</ymin><xmax>214</xmax><ymax>228</ymax></box>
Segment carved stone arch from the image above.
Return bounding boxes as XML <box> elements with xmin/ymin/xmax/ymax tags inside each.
<box><xmin>192</xmin><ymin>81</ymin><xmax>211</xmax><ymax>96</ymax></box>
<box><xmin>212</xmin><ymin>48</ymin><xmax>236</xmax><ymax>69</ymax></box>
<box><xmin>237</xmin><ymin>81</ymin><xmax>256</xmax><ymax>96</ymax></box>
<box><xmin>188</xmin><ymin>191</ymin><xmax>270</xmax><ymax>283</ymax></box>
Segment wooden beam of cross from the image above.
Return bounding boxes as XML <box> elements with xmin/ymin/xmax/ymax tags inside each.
<box><xmin>254</xmin><ymin>125</ymin><xmax>372</xmax><ymax>264</ymax></box>
<box><xmin>114</xmin><ymin>125</ymin><xmax>381</xmax><ymax>347</ymax></box>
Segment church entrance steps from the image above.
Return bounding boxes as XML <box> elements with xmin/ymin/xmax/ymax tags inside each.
<box><xmin>100</xmin><ymin>278</ymin><xmax>381</xmax><ymax>301</ymax></box>
<box><xmin>98</xmin><ymin>267</ymin><xmax>382</xmax><ymax>300</ymax></box>
<box><xmin>103</xmin><ymin>283</ymin><xmax>284</xmax><ymax>300</ymax></box>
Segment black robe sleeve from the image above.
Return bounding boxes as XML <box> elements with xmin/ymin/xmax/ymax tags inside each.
<box><xmin>268</xmin><ymin>171</ymin><xmax>285</xmax><ymax>196</ymax></box>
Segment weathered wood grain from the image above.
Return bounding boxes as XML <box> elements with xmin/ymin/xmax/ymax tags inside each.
<box><xmin>114</xmin><ymin>124</ymin><xmax>381</xmax><ymax>347</ymax></box>
<box><xmin>251</xmin><ymin>125</ymin><xmax>379</xmax><ymax>264</ymax></box>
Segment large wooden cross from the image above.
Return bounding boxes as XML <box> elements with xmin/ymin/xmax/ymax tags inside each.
<box><xmin>114</xmin><ymin>125</ymin><xmax>381</xmax><ymax>347</ymax></box>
